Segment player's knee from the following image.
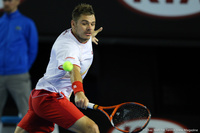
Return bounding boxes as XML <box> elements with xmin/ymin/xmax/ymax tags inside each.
<box><xmin>69</xmin><ymin>116</ymin><xmax>99</xmax><ymax>133</ymax></box>
<box><xmin>86</xmin><ymin>122</ymin><xmax>99</xmax><ymax>133</ymax></box>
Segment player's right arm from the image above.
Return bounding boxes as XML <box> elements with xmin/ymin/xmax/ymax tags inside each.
<box><xmin>70</xmin><ymin>64</ymin><xmax>89</xmax><ymax>109</ymax></box>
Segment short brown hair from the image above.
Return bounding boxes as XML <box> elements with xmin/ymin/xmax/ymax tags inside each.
<box><xmin>72</xmin><ymin>3</ymin><xmax>95</xmax><ymax>22</ymax></box>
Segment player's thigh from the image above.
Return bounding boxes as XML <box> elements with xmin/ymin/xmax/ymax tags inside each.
<box><xmin>68</xmin><ymin>115</ymin><xmax>99</xmax><ymax>133</ymax></box>
<box><xmin>14</xmin><ymin>126</ymin><xmax>28</xmax><ymax>133</ymax></box>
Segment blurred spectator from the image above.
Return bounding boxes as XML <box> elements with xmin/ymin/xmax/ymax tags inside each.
<box><xmin>0</xmin><ymin>0</ymin><xmax>38</xmax><ymax>120</ymax></box>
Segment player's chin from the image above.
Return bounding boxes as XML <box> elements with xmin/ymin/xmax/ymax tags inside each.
<box><xmin>83</xmin><ymin>35</ymin><xmax>91</xmax><ymax>40</ymax></box>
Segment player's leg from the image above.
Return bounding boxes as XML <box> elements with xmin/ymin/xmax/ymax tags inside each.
<box><xmin>15</xmin><ymin>90</ymin><xmax>55</xmax><ymax>133</ymax></box>
<box><xmin>31</xmin><ymin>90</ymin><xmax>99</xmax><ymax>133</ymax></box>
<box><xmin>14</xmin><ymin>126</ymin><xmax>28</xmax><ymax>133</ymax></box>
<box><xmin>16</xmin><ymin>109</ymin><xmax>55</xmax><ymax>133</ymax></box>
<box><xmin>15</xmin><ymin>116</ymin><xmax>100</xmax><ymax>133</ymax></box>
<box><xmin>68</xmin><ymin>115</ymin><xmax>99</xmax><ymax>133</ymax></box>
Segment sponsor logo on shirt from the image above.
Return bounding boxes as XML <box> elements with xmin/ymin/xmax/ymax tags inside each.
<box><xmin>58</xmin><ymin>65</ymin><xmax>64</xmax><ymax>70</ymax></box>
<box><xmin>65</xmin><ymin>57</ymin><xmax>75</xmax><ymax>60</ymax></box>
<box><xmin>15</xmin><ymin>26</ymin><xmax>21</xmax><ymax>31</ymax></box>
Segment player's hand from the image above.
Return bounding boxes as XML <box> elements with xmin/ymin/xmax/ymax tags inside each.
<box><xmin>92</xmin><ymin>27</ymin><xmax>103</xmax><ymax>45</ymax></box>
<box><xmin>74</xmin><ymin>91</ymin><xmax>89</xmax><ymax>110</ymax></box>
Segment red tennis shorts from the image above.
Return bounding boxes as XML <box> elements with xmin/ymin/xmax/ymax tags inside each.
<box><xmin>18</xmin><ymin>89</ymin><xmax>84</xmax><ymax>133</ymax></box>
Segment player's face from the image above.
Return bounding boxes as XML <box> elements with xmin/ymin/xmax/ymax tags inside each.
<box><xmin>72</xmin><ymin>14</ymin><xmax>96</xmax><ymax>43</ymax></box>
<box><xmin>3</xmin><ymin>0</ymin><xmax>20</xmax><ymax>13</ymax></box>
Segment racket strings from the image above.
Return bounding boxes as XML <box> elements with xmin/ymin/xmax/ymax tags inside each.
<box><xmin>112</xmin><ymin>104</ymin><xmax>150</xmax><ymax>132</ymax></box>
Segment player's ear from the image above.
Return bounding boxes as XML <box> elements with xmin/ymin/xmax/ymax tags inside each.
<box><xmin>71</xmin><ymin>20</ymin><xmax>75</xmax><ymax>29</ymax></box>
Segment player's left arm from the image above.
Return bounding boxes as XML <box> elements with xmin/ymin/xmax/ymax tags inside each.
<box><xmin>70</xmin><ymin>64</ymin><xmax>89</xmax><ymax>109</ymax></box>
<box><xmin>92</xmin><ymin>27</ymin><xmax>103</xmax><ymax>45</ymax></box>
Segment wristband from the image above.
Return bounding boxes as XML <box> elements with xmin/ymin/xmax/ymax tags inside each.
<box><xmin>72</xmin><ymin>81</ymin><xmax>84</xmax><ymax>95</ymax></box>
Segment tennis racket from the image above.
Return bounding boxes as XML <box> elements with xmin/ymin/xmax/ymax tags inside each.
<box><xmin>87</xmin><ymin>102</ymin><xmax>151</xmax><ymax>133</ymax></box>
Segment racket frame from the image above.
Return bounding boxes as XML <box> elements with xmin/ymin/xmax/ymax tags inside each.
<box><xmin>88</xmin><ymin>102</ymin><xmax>151</xmax><ymax>133</ymax></box>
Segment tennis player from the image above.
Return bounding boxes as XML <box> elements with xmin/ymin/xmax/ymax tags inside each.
<box><xmin>15</xmin><ymin>3</ymin><xmax>102</xmax><ymax>133</ymax></box>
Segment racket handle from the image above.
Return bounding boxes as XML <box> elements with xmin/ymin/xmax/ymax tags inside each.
<box><xmin>87</xmin><ymin>103</ymin><xmax>99</xmax><ymax>110</ymax></box>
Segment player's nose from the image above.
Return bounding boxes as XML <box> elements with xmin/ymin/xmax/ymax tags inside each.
<box><xmin>87</xmin><ymin>24</ymin><xmax>93</xmax><ymax>31</ymax></box>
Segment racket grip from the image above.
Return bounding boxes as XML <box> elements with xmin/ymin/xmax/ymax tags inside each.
<box><xmin>87</xmin><ymin>103</ymin><xmax>95</xmax><ymax>109</ymax></box>
<box><xmin>87</xmin><ymin>103</ymin><xmax>99</xmax><ymax>110</ymax></box>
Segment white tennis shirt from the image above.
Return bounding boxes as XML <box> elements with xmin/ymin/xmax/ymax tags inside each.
<box><xmin>35</xmin><ymin>29</ymin><xmax>93</xmax><ymax>99</ymax></box>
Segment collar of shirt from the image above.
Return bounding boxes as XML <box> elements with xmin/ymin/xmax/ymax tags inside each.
<box><xmin>5</xmin><ymin>10</ymin><xmax>21</xmax><ymax>19</ymax></box>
